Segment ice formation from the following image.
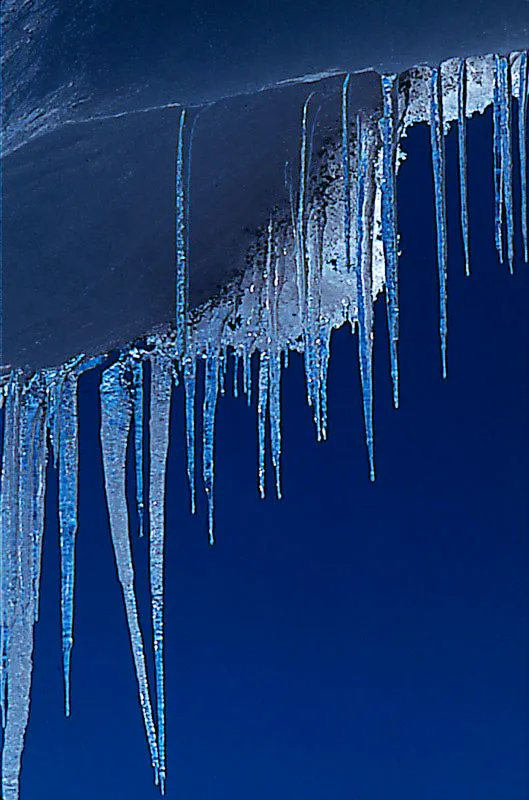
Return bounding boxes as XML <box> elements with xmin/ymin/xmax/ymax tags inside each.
<box><xmin>0</xmin><ymin>50</ymin><xmax>528</xmax><ymax>798</ymax></box>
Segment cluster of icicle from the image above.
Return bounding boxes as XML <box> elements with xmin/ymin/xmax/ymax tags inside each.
<box><xmin>0</xmin><ymin>50</ymin><xmax>527</xmax><ymax>799</ymax></box>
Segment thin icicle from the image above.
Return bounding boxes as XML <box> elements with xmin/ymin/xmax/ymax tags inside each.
<box><xmin>47</xmin><ymin>378</ymin><xmax>61</xmax><ymax>468</ymax></box>
<box><xmin>243</xmin><ymin>350</ymin><xmax>252</xmax><ymax>406</ymax></box>
<box><xmin>520</xmin><ymin>51</ymin><xmax>528</xmax><ymax>262</ymax></box>
<box><xmin>257</xmin><ymin>352</ymin><xmax>269</xmax><ymax>499</ymax></box>
<box><xmin>219</xmin><ymin>348</ymin><xmax>227</xmax><ymax>396</ymax></box>
<box><xmin>183</xmin><ymin>356</ymin><xmax>196</xmax><ymax>514</ymax></box>
<box><xmin>269</xmin><ymin>349</ymin><xmax>282</xmax><ymax>499</ymax></box>
<box><xmin>380</xmin><ymin>73</ymin><xmax>400</xmax><ymax>407</ymax></box>
<box><xmin>295</xmin><ymin>93</ymin><xmax>313</xmax><ymax>323</ymax></box>
<box><xmin>457</xmin><ymin>59</ymin><xmax>471</xmax><ymax>277</ymax></box>
<box><xmin>100</xmin><ymin>362</ymin><xmax>160</xmax><ymax>787</ymax></box>
<box><xmin>233</xmin><ymin>351</ymin><xmax>240</xmax><ymax>398</ymax></box>
<box><xmin>429</xmin><ymin>66</ymin><xmax>449</xmax><ymax>379</ymax></box>
<box><xmin>342</xmin><ymin>74</ymin><xmax>352</xmax><ymax>271</ymax></box>
<box><xmin>175</xmin><ymin>108</ymin><xmax>187</xmax><ymax>356</ymax></box>
<box><xmin>57</xmin><ymin>372</ymin><xmax>80</xmax><ymax>718</ymax></box>
<box><xmin>497</xmin><ymin>55</ymin><xmax>514</xmax><ymax>273</ymax></box>
<box><xmin>493</xmin><ymin>58</ymin><xmax>505</xmax><ymax>264</ymax></box>
<box><xmin>31</xmin><ymin>382</ymin><xmax>48</xmax><ymax>624</ymax></box>
<box><xmin>318</xmin><ymin>324</ymin><xmax>331</xmax><ymax>441</ymax></box>
<box><xmin>298</xmin><ymin>96</ymin><xmax>324</xmax><ymax>435</ymax></box>
<box><xmin>303</xmin><ymin>214</ymin><xmax>322</xmax><ymax>433</ymax></box>
<box><xmin>355</xmin><ymin>115</ymin><xmax>376</xmax><ymax>481</ymax></box>
<box><xmin>202</xmin><ymin>350</ymin><xmax>220</xmax><ymax>545</ymax></box>
<box><xmin>149</xmin><ymin>356</ymin><xmax>173</xmax><ymax>795</ymax></box>
<box><xmin>132</xmin><ymin>359</ymin><xmax>145</xmax><ymax>537</ymax></box>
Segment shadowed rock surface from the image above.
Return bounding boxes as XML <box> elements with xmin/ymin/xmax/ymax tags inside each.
<box><xmin>1</xmin><ymin>0</ymin><xmax>527</xmax><ymax>370</ymax></box>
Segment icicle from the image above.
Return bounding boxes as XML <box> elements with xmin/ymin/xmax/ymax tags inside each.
<box><xmin>304</xmin><ymin>214</ymin><xmax>324</xmax><ymax>438</ymax></box>
<box><xmin>148</xmin><ymin>356</ymin><xmax>173</xmax><ymax>794</ymax></box>
<box><xmin>243</xmin><ymin>350</ymin><xmax>252</xmax><ymax>406</ymax></box>
<box><xmin>31</xmin><ymin>381</ymin><xmax>48</xmax><ymax>624</ymax></box>
<box><xmin>47</xmin><ymin>379</ymin><xmax>61</xmax><ymax>468</ymax></box>
<box><xmin>318</xmin><ymin>324</ymin><xmax>331</xmax><ymax>441</ymax></box>
<box><xmin>520</xmin><ymin>51</ymin><xmax>528</xmax><ymax>262</ymax></box>
<box><xmin>257</xmin><ymin>352</ymin><xmax>269</xmax><ymax>499</ymax></box>
<box><xmin>1</xmin><ymin>376</ymin><xmax>44</xmax><ymax>800</ymax></box>
<box><xmin>100</xmin><ymin>362</ymin><xmax>160</xmax><ymax>786</ymax></box>
<box><xmin>269</xmin><ymin>349</ymin><xmax>282</xmax><ymax>499</ymax></box>
<box><xmin>429</xmin><ymin>66</ymin><xmax>449</xmax><ymax>379</ymax></box>
<box><xmin>295</xmin><ymin>93</ymin><xmax>313</xmax><ymax>323</ymax></box>
<box><xmin>264</xmin><ymin>215</ymin><xmax>273</xmax><ymax>334</ymax></box>
<box><xmin>202</xmin><ymin>350</ymin><xmax>220</xmax><ymax>545</ymax></box>
<box><xmin>457</xmin><ymin>59</ymin><xmax>471</xmax><ymax>277</ymax></box>
<box><xmin>0</xmin><ymin>375</ymin><xmax>20</xmax><ymax>731</ymax></box>
<box><xmin>354</xmin><ymin>115</ymin><xmax>376</xmax><ymax>481</ymax></box>
<box><xmin>175</xmin><ymin>108</ymin><xmax>187</xmax><ymax>357</ymax></box>
<box><xmin>342</xmin><ymin>74</ymin><xmax>352</xmax><ymax>271</ymax></box>
<box><xmin>132</xmin><ymin>359</ymin><xmax>145</xmax><ymax>537</ymax></box>
<box><xmin>497</xmin><ymin>55</ymin><xmax>514</xmax><ymax>273</ymax></box>
<box><xmin>380</xmin><ymin>73</ymin><xmax>400</xmax><ymax>408</ymax></box>
<box><xmin>493</xmin><ymin>58</ymin><xmax>505</xmax><ymax>263</ymax></box>
<box><xmin>297</xmin><ymin>94</ymin><xmax>325</xmax><ymax>437</ymax></box>
<box><xmin>57</xmin><ymin>372</ymin><xmax>80</xmax><ymax>718</ymax></box>
<box><xmin>183</xmin><ymin>356</ymin><xmax>196</xmax><ymax>514</ymax></box>
<box><xmin>219</xmin><ymin>348</ymin><xmax>227</xmax><ymax>396</ymax></box>
<box><xmin>233</xmin><ymin>351</ymin><xmax>240</xmax><ymax>398</ymax></box>
<box><xmin>271</xmin><ymin>248</ymin><xmax>281</xmax><ymax>346</ymax></box>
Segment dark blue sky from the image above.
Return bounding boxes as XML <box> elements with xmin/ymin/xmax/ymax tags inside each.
<box><xmin>14</xmin><ymin>108</ymin><xmax>529</xmax><ymax>797</ymax></box>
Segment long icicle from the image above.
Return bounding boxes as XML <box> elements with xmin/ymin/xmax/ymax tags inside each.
<box><xmin>1</xmin><ymin>375</ymin><xmax>47</xmax><ymax>800</ymax></box>
<box><xmin>355</xmin><ymin>115</ymin><xmax>376</xmax><ymax>481</ymax></box>
<box><xmin>257</xmin><ymin>351</ymin><xmax>269</xmax><ymax>499</ymax></box>
<box><xmin>0</xmin><ymin>374</ymin><xmax>20</xmax><ymax>730</ymax></box>
<box><xmin>269</xmin><ymin>240</ymin><xmax>282</xmax><ymax>498</ymax></box>
<box><xmin>175</xmin><ymin>108</ymin><xmax>187</xmax><ymax>357</ymax></box>
<box><xmin>31</xmin><ymin>380</ymin><xmax>48</xmax><ymax>624</ymax></box>
<box><xmin>132</xmin><ymin>358</ymin><xmax>145</xmax><ymax>536</ymax></box>
<box><xmin>380</xmin><ymin>73</ymin><xmax>400</xmax><ymax>407</ymax></box>
<box><xmin>296</xmin><ymin>93</ymin><xmax>313</xmax><ymax>327</ymax></box>
<box><xmin>493</xmin><ymin>57</ymin><xmax>505</xmax><ymax>264</ymax></box>
<box><xmin>342</xmin><ymin>74</ymin><xmax>352</xmax><ymax>272</ymax></box>
<box><xmin>100</xmin><ymin>362</ymin><xmax>160</xmax><ymax>787</ymax></box>
<box><xmin>148</xmin><ymin>356</ymin><xmax>173</xmax><ymax>795</ymax></box>
<box><xmin>304</xmin><ymin>214</ymin><xmax>322</xmax><ymax>432</ymax></box>
<box><xmin>183</xmin><ymin>356</ymin><xmax>197</xmax><ymax>513</ymax></box>
<box><xmin>318</xmin><ymin>323</ymin><xmax>331</xmax><ymax>441</ymax></box>
<box><xmin>203</xmin><ymin>350</ymin><xmax>220</xmax><ymax>545</ymax></box>
<box><xmin>497</xmin><ymin>55</ymin><xmax>514</xmax><ymax>273</ymax></box>
<box><xmin>519</xmin><ymin>51</ymin><xmax>528</xmax><ymax>262</ymax></box>
<box><xmin>429</xmin><ymin>66</ymin><xmax>449</xmax><ymax>379</ymax></box>
<box><xmin>269</xmin><ymin>348</ymin><xmax>282</xmax><ymax>499</ymax></box>
<box><xmin>57</xmin><ymin>372</ymin><xmax>80</xmax><ymax>718</ymax></box>
<box><xmin>2</xmin><ymin>383</ymin><xmax>30</xmax><ymax>800</ymax></box>
<box><xmin>457</xmin><ymin>58</ymin><xmax>471</xmax><ymax>276</ymax></box>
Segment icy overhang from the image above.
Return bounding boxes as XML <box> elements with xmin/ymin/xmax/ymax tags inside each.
<box><xmin>2</xmin><ymin>51</ymin><xmax>525</xmax><ymax>373</ymax></box>
<box><xmin>2</xmin><ymin>70</ymin><xmax>381</xmax><ymax>370</ymax></box>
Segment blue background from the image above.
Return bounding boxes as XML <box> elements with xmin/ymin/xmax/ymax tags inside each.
<box><xmin>14</xmin><ymin>108</ymin><xmax>529</xmax><ymax>796</ymax></box>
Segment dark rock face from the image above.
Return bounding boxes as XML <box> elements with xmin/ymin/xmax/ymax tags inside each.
<box><xmin>2</xmin><ymin>71</ymin><xmax>381</xmax><ymax>370</ymax></box>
